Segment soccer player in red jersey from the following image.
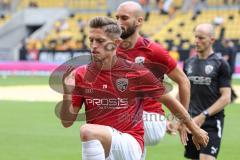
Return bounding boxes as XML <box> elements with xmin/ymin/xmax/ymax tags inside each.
<box><xmin>115</xmin><ymin>1</ymin><xmax>190</xmax><ymax>158</ymax></box>
<box><xmin>60</xmin><ymin>16</ymin><xmax>208</xmax><ymax>160</ymax></box>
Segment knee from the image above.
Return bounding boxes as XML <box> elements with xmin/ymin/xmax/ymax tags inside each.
<box><xmin>146</xmin><ymin>135</ymin><xmax>162</xmax><ymax>146</ymax></box>
<box><xmin>144</xmin><ymin>122</ymin><xmax>166</xmax><ymax>146</ymax></box>
<box><xmin>80</xmin><ymin>124</ymin><xmax>96</xmax><ymax>141</ymax></box>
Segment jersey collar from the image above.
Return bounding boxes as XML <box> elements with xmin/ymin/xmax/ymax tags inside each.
<box><xmin>197</xmin><ymin>52</ymin><xmax>216</xmax><ymax>60</ymax></box>
<box><xmin>118</xmin><ymin>36</ymin><xmax>152</xmax><ymax>52</ymax></box>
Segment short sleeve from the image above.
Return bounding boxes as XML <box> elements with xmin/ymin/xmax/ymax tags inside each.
<box><xmin>218</xmin><ymin>60</ymin><xmax>231</xmax><ymax>88</ymax></box>
<box><xmin>72</xmin><ymin>70</ymin><xmax>84</xmax><ymax>108</ymax></box>
<box><xmin>128</xmin><ymin>67</ymin><xmax>165</xmax><ymax>99</ymax></box>
<box><xmin>72</xmin><ymin>94</ymin><xmax>84</xmax><ymax>108</ymax></box>
<box><xmin>150</xmin><ymin>43</ymin><xmax>177</xmax><ymax>74</ymax></box>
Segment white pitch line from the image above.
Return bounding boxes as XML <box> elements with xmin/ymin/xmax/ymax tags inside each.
<box><xmin>0</xmin><ymin>85</ymin><xmax>239</xmax><ymax>103</ymax></box>
<box><xmin>0</xmin><ymin>85</ymin><xmax>62</xmax><ymax>102</ymax></box>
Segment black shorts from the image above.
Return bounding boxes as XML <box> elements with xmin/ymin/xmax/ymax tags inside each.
<box><xmin>184</xmin><ymin>117</ymin><xmax>224</xmax><ymax>159</ymax></box>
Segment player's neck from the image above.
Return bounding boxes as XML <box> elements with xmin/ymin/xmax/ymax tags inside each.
<box><xmin>96</xmin><ymin>55</ymin><xmax>117</xmax><ymax>70</ymax></box>
<box><xmin>198</xmin><ymin>49</ymin><xmax>214</xmax><ymax>59</ymax></box>
<box><xmin>123</xmin><ymin>32</ymin><xmax>140</xmax><ymax>49</ymax></box>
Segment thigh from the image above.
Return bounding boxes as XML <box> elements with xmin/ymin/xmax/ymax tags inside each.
<box><xmin>200</xmin><ymin>131</ymin><xmax>222</xmax><ymax>159</ymax></box>
<box><xmin>201</xmin><ymin>118</ymin><xmax>224</xmax><ymax>158</ymax></box>
<box><xmin>143</xmin><ymin>111</ymin><xmax>166</xmax><ymax>146</ymax></box>
<box><xmin>184</xmin><ymin>134</ymin><xmax>199</xmax><ymax>159</ymax></box>
<box><xmin>106</xmin><ymin>127</ymin><xmax>142</xmax><ymax>160</ymax></box>
<box><xmin>185</xmin><ymin>118</ymin><xmax>224</xmax><ymax>159</ymax></box>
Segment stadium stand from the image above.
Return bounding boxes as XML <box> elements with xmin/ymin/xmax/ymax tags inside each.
<box><xmin>17</xmin><ymin>0</ymin><xmax>107</xmax><ymax>10</ymax></box>
<box><xmin>0</xmin><ymin>13</ymin><xmax>11</xmax><ymax>27</ymax></box>
<box><xmin>0</xmin><ymin>0</ymin><xmax>239</xmax><ymax>66</ymax></box>
<box><xmin>152</xmin><ymin>9</ymin><xmax>240</xmax><ymax>47</ymax></box>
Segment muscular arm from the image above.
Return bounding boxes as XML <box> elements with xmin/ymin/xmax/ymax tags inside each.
<box><xmin>206</xmin><ymin>59</ymin><xmax>231</xmax><ymax>117</ymax></box>
<box><xmin>158</xmin><ymin>93</ymin><xmax>209</xmax><ymax>149</ymax></box>
<box><xmin>158</xmin><ymin>93</ymin><xmax>199</xmax><ymax>134</ymax></box>
<box><xmin>60</xmin><ymin>68</ymin><xmax>82</xmax><ymax>128</ymax></box>
<box><xmin>167</xmin><ymin>66</ymin><xmax>190</xmax><ymax>110</ymax></box>
<box><xmin>192</xmin><ymin>87</ymin><xmax>231</xmax><ymax>127</ymax></box>
<box><xmin>60</xmin><ymin>95</ymin><xmax>81</xmax><ymax>128</ymax></box>
<box><xmin>205</xmin><ymin>87</ymin><xmax>231</xmax><ymax>117</ymax></box>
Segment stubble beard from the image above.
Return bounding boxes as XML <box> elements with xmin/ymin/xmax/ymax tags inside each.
<box><xmin>120</xmin><ymin>24</ymin><xmax>137</xmax><ymax>39</ymax></box>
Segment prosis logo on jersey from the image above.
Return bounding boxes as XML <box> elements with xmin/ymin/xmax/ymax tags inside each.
<box><xmin>85</xmin><ymin>98</ymin><xmax>128</xmax><ymax>108</ymax></box>
<box><xmin>188</xmin><ymin>76</ymin><xmax>211</xmax><ymax>85</ymax></box>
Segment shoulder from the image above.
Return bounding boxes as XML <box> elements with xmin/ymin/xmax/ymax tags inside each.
<box><xmin>75</xmin><ymin>65</ymin><xmax>88</xmax><ymax>74</ymax></box>
<box><xmin>75</xmin><ymin>65</ymin><xmax>88</xmax><ymax>81</ymax></box>
<box><xmin>218</xmin><ymin>57</ymin><xmax>230</xmax><ymax>71</ymax></box>
<box><xmin>148</xmin><ymin>40</ymin><xmax>168</xmax><ymax>54</ymax></box>
<box><xmin>185</xmin><ymin>56</ymin><xmax>198</xmax><ymax>64</ymax></box>
<box><xmin>210</xmin><ymin>54</ymin><xmax>229</xmax><ymax>67</ymax></box>
<box><xmin>117</xmin><ymin>58</ymin><xmax>151</xmax><ymax>78</ymax></box>
<box><xmin>140</xmin><ymin>37</ymin><xmax>168</xmax><ymax>53</ymax></box>
<box><xmin>118</xmin><ymin>58</ymin><xmax>146</xmax><ymax>70</ymax></box>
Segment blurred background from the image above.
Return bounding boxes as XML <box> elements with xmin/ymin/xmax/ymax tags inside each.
<box><xmin>0</xmin><ymin>0</ymin><xmax>239</xmax><ymax>160</ymax></box>
<box><xmin>0</xmin><ymin>0</ymin><xmax>239</xmax><ymax>68</ymax></box>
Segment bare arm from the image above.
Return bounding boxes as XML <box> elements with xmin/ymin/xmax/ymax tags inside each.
<box><xmin>206</xmin><ymin>87</ymin><xmax>231</xmax><ymax>116</ymax></box>
<box><xmin>194</xmin><ymin>87</ymin><xmax>231</xmax><ymax>127</ymax></box>
<box><xmin>168</xmin><ymin>66</ymin><xmax>190</xmax><ymax>110</ymax></box>
<box><xmin>158</xmin><ymin>93</ymin><xmax>197</xmax><ymax>132</ymax></box>
<box><xmin>60</xmin><ymin>95</ymin><xmax>81</xmax><ymax>128</ymax></box>
<box><xmin>166</xmin><ymin>66</ymin><xmax>190</xmax><ymax>142</ymax></box>
<box><xmin>60</xmin><ymin>68</ymin><xmax>81</xmax><ymax>128</ymax></box>
<box><xmin>158</xmin><ymin>93</ymin><xmax>209</xmax><ymax>149</ymax></box>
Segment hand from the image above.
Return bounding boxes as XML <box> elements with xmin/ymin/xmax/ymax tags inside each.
<box><xmin>193</xmin><ymin>113</ymin><xmax>206</xmax><ymax>127</ymax></box>
<box><xmin>177</xmin><ymin>123</ymin><xmax>189</xmax><ymax>146</ymax></box>
<box><xmin>62</xmin><ymin>66</ymin><xmax>76</xmax><ymax>94</ymax></box>
<box><xmin>192</xmin><ymin>128</ymin><xmax>209</xmax><ymax>150</ymax></box>
<box><xmin>167</xmin><ymin>121</ymin><xmax>190</xmax><ymax>146</ymax></box>
<box><xmin>166</xmin><ymin>120</ymin><xmax>178</xmax><ymax>136</ymax></box>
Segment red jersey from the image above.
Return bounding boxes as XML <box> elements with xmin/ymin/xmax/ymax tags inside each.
<box><xmin>71</xmin><ymin>58</ymin><xmax>165</xmax><ymax>151</ymax></box>
<box><xmin>117</xmin><ymin>37</ymin><xmax>177</xmax><ymax>115</ymax></box>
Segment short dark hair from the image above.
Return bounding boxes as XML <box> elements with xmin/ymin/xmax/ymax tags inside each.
<box><xmin>89</xmin><ymin>16</ymin><xmax>122</xmax><ymax>39</ymax></box>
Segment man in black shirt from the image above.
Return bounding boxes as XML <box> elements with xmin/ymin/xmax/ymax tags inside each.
<box><xmin>183</xmin><ymin>23</ymin><xmax>231</xmax><ymax>160</ymax></box>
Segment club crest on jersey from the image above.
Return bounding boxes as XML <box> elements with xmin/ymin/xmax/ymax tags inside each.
<box><xmin>205</xmin><ymin>65</ymin><xmax>213</xmax><ymax>74</ymax></box>
<box><xmin>135</xmin><ymin>56</ymin><xmax>145</xmax><ymax>64</ymax></box>
<box><xmin>116</xmin><ymin>78</ymin><xmax>128</xmax><ymax>92</ymax></box>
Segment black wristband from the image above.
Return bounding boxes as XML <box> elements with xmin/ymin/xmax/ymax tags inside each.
<box><xmin>202</xmin><ymin>110</ymin><xmax>209</xmax><ymax>118</ymax></box>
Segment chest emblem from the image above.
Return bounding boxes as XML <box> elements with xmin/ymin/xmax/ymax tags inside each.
<box><xmin>116</xmin><ymin>78</ymin><xmax>128</xmax><ymax>92</ymax></box>
<box><xmin>205</xmin><ymin>65</ymin><xmax>214</xmax><ymax>74</ymax></box>
<box><xmin>135</xmin><ymin>56</ymin><xmax>145</xmax><ymax>64</ymax></box>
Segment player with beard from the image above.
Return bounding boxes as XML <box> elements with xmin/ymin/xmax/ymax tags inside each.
<box><xmin>59</xmin><ymin>16</ymin><xmax>209</xmax><ymax>160</ymax></box>
<box><xmin>115</xmin><ymin>1</ymin><xmax>190</xmax><ymax>159</ymax></box>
